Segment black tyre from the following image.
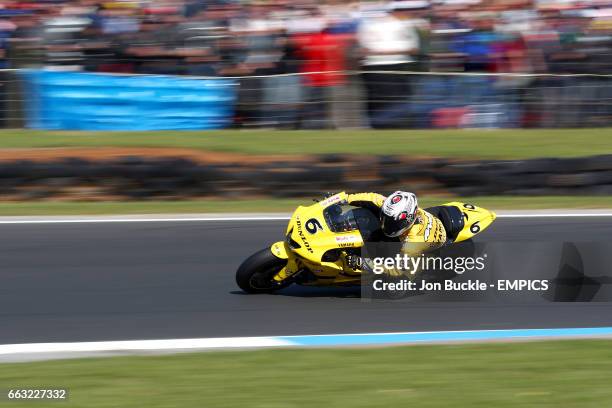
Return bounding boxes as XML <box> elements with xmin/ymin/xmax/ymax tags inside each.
<box><xmin>236</xmin><ymin>248</ymin><xmax>289</xmax><ymax>294</ymax></box>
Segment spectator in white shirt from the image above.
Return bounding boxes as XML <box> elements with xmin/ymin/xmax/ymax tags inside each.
<box><xmin>358</xmin><ymin>1</ymin><xmax>424</xmax><ymax>128</ymax></box>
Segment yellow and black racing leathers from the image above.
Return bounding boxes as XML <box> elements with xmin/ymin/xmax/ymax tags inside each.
<box><xmin>346</xmin><ymin>192</ymin><xmax>447</xmax><ymax>275</ymax></box>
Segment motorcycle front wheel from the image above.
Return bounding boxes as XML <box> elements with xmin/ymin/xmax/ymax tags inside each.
<box><xmin>236</xmin><ymin>248</ymin><xmax>289</xmax><ymax>294</ymax></box>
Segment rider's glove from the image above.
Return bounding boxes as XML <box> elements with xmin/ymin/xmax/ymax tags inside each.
<box><xmin>346</xmin><ymin>254</ymin><xmax>363</xmax><ymax>271</ymax></box>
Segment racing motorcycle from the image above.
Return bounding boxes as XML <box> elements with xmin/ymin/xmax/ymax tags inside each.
<box><xmin>236</xmin><ymin>192</ymin><xmax>496</xmax><ymax>293</ymax></box>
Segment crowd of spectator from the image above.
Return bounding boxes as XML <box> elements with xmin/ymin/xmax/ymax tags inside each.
<box><xmin>1</xmin><ymin>0</ymin><xmax>612</xmax><ymax>128</ymax></box>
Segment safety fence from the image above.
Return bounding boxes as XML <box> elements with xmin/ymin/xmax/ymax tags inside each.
<box><xmin>1</xmin><ymin>69</ymin><xmax>612</xmax><ymax>130</ymax></box>
<box><xmin>1</xmin><ymin>154</ymin><xmax>611</xmax><ymax>201</ymax></box>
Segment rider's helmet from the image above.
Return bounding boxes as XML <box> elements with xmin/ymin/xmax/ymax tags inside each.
<box><xmin>380</xmin><ymin>191</ymin><xmax>418</xmax><ymax>237</ymax></box>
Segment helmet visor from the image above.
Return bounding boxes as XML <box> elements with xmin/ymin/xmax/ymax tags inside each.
<box><xmin>381</xmin><ymin>215</ymin><xmax>408</xmax><ymax>237</ymax></box>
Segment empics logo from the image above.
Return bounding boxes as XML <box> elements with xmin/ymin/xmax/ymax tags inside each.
<box><xmin>497</xmin><ymin>280</ymin><xmax>549</xmax><ymax>291</ymax></box>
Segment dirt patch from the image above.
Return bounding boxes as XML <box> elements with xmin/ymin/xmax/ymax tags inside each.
<box><xmin>0</xmin><ymin>147</ymin><xmax>305</xmax><ymax>164</ymax></box>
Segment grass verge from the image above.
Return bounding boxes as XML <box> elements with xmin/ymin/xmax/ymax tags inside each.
<box><xmin>1</xmin><ymin>340</ymin><xmax>611</xmax><ymax>408</ymax></box>
<box><xmin>1</xmin><ymin>196</ymin><xmax>612</xmax><ymax>216</ymax></box>
<box><xmin>1</xmin><ymin>128</ymin><xmax>611</xmax><ymax>159</ymax></box>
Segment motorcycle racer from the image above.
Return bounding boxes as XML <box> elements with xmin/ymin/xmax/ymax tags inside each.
<box><xmin>237</xmin><ymin>191</ymin><xmax>495</xmax><ymax>293</ymax></box>
<box><xmin>342</xmin><ymin>191</ymin><xmax>447</xmax><ymax>274</ymax></box>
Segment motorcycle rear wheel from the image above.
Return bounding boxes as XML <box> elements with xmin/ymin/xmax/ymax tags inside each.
<box><xmin>236</xmin><ymin>248</ymin><xmax>289</xmax><ymax>294</ymax></box>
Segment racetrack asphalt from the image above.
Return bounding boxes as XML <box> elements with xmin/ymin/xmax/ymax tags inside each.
<box><xmin>2</xmin><ymin>217</ymin><xmax>612</xmax><ymax>344</ymax></box>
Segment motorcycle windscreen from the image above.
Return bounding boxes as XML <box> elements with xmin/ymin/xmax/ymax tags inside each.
<box><xmin>324</xmin><ymin>204</ymin><xmax>381</xmax><ymax>241</ymax></box>
<box><xmin>323</xmin><ymin>204</ymin><xmax>359</xmax><ymax>232</ymax></box>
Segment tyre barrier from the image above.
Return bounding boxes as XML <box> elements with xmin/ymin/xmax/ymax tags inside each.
<box><xmin>0</xmin><ymin>154</ymin><xmax>612</xmax><ymax>200</ymax></box>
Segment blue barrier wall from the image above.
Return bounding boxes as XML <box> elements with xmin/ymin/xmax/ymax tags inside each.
<box><xmin>21</xmin><ymin>70</ymin><xmax>236</xmax><ymax>130</ymax></box>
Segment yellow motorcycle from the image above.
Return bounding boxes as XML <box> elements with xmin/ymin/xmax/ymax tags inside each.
<box><xmin>236</xmin><ymin>192</ymin><xmax>496</xmax><ymax>293</ymax></box>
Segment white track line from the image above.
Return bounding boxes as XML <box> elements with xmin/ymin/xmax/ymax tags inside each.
<box><xmin>0</xmin><ymin>216</ymin><xmax>290</xmax><ymax>224</ymax></box>
<box><xmin>2</xmin><ymin>327</ymin><xmax>612</xmax><ymax>362</ymax></box>
<box><xmin>0</xmin><ymin>337</ymin><xmax>292</xmax><ymax>356</ymax></box>
<box><xmin>1</xmin><ymin>211</ymin><xmax>612</xmax><ymax>224</ymax></box>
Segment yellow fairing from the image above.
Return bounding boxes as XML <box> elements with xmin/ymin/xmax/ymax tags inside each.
<box><xmin>271</xmin><ymin>241</ymin><xmax>288</xmax><ymax>259</ymax></box>
<box><xmin>442</xmin><ymin>201</ymin><xmax>496</xmax><ymax>242</ymax></box>
<box><xmin>273</xmin><ymin>192</ymin><xmax>364</xmax><ymax>285</ymax></box>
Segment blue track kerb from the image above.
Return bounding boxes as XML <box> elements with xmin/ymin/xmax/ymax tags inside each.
<box><xmin>279</xmin><ymin>327</ymin><xmax>612</xmax><ymax>347</ymax></box>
